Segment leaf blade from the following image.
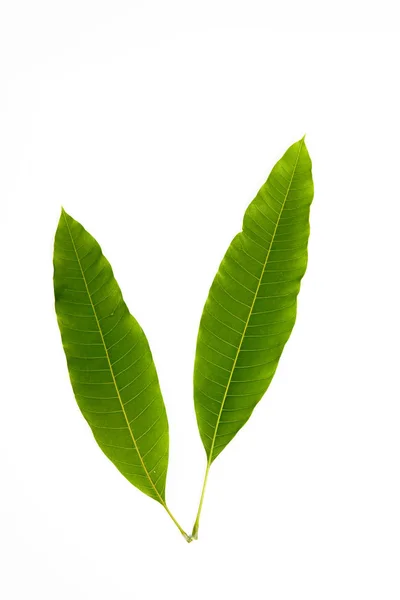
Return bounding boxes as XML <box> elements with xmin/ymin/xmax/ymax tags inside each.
<box><xmin>194</xmin><ymin>138</ymin><xmax>314</xmax><ymax>463</ymax></box>
<box><xmin>54</xmin><ymin>210</ymin><xmax>169</xmax><ymax>502</ymax></box>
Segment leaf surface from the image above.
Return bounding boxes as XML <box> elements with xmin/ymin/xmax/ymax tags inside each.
<box><xmin>54</xmin><ymin>210</ymin><xmax>169</xmax><ymax>502</ymax></box>
<box><xmin>194</xmin><ymin>138</ymin><xmax>314</xmax><ymax>462</ymax></box>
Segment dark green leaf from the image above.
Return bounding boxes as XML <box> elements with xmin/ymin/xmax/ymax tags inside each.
<box><xmin>54</xmin><ymin>210</ymin><xmax>169</xmax><ymax>503</ymax></box>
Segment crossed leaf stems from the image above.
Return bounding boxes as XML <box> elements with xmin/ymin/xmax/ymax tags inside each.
<box><xmin>164</xmin><ymin>462</ymin><xmax>211</xmax><ymax>542</ymax></box>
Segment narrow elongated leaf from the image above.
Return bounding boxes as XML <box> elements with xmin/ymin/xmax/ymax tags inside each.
<box><xmin>194</xmin><ymin>138</ymin><xmax>314</xmax><ymax>463</ymax></box>
<box><xmin>54</xmin><ymin>210</ymin><xmax>169</xmax><ymax>503</ymax></box>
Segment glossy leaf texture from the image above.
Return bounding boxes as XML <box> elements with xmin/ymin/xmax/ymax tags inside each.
<box><xmin>54</xmin><ymin>210</ymin><xmax>169</xmax><ymax>503</ymax></box>
<box><xmin>194</xmin><ymin>138</ymin><xmax>314</xmax><ymax>463</ymax></box>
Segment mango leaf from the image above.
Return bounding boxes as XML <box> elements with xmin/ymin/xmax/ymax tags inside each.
<box><xmin>53</xmin><ymin>210</ymin><xmax>169</xmax><ymax>503</ymax></box>
<box><xmin>194</xmin><ymin>138</ymin><xmax>314</xmax><ymax>464</ymax></box>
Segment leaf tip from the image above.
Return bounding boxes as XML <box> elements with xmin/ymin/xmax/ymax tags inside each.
<box><xmin>60</xmin><ymin>206</ymin><xmax>72</xmax><ymax>222</ymax></box>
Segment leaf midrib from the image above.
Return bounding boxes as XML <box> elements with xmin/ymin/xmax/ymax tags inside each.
<box><xmin>63</xmin><ymin>212</ymin><xmax>165</xmax><ymax>504</ymax></box>
<box><xmin>207</xmin><ymin>140</ymin><xmax>304</xmax><ymax>463</ymax></box>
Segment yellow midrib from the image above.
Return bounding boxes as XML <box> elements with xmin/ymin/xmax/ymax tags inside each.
<box><xmin>207</xmin><ymin>140</ymin><xmax>304</xmax><ymax>464</ymax></box>
<box><xmin>63</xmin><ymin>213</ymin><xmax>165</xmax><ymax>506</ymax></box>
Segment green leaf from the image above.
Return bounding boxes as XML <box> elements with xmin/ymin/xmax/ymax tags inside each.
<box><xmin>53</xmin><ymin>210</ymin><xmax>169</xmax><ymax>503</ymax></box>
<box><xmin>193</xmin><ymin>138</ymin><xmax>314</xmax><ymax>464</ymax></box>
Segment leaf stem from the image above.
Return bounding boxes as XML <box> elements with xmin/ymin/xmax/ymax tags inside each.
<box><xmin>164</xmin><ymin>505</ymin><xmax>192</xmax><ymax>543</ymax></box>
<box><xmin>191</xmin><ymin>462</ymin><xmax>211</xmax><ymax>540</ymax></box>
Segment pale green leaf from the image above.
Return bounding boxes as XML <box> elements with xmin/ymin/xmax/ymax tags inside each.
<box><xmin>194</xmin><ymin>138</ymin><xmax>314</xmax><ymax>463</ymax></box>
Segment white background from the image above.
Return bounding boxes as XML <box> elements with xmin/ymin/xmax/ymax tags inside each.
<box><xmin>1</xmin><ymin>2</ymin><xmax>400</xmax><ymax>599</ymax></box>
